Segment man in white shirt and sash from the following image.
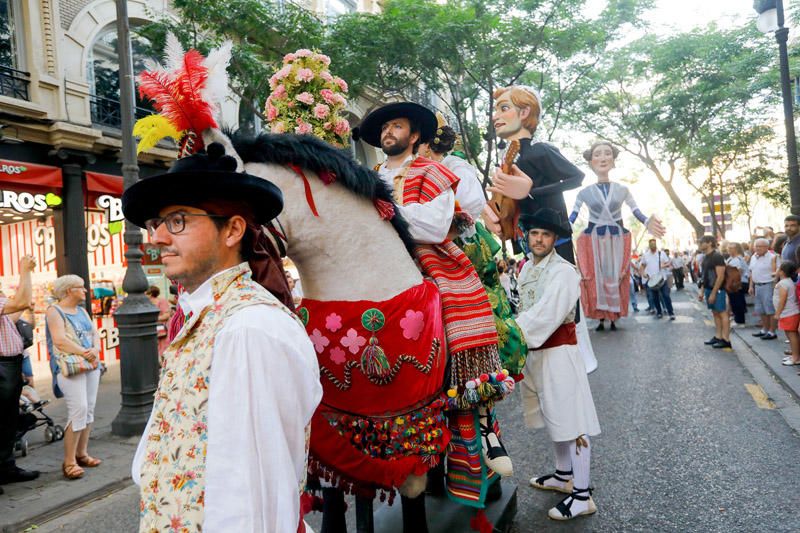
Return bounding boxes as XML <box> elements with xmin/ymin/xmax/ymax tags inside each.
<box><xmin>122</xmin><ymin>144</ymin><xmax>322</xmax><ymax>532</ymax></box>
<box><xmin>515</xmin><ymin>208</ymin><xmax>601</xmax><ymax>521</ymax></box>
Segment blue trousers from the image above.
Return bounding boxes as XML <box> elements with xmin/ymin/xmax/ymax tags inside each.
<box><xmin>646</xmin><ymin>283</ymin><xmax>674</xmax><ymax>316</ymax></box>
<box><xmin>630</xmin><ymin>276</ymin><xmax>638</xmax><ymax>310</ymax></box>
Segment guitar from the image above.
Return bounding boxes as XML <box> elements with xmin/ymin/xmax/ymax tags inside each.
<box><xmin>490</xmin><ymin>139</ymin><xmax>521</xmax><ymax>241</ymax></box>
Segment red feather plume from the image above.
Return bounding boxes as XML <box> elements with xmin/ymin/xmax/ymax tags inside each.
<box><xmin>137</xmin><ymin>48</ymin><xmax>218</xmax><ymax>141</ymax></box>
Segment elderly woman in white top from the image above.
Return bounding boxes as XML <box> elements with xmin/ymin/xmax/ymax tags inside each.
<box><xmin>570</xmin><ymin>141</ymin><xmax>665</xmax><ymax>331</ymax></box>
<box><xmin>45</xmin><ymin>275</ymin><xmax>101</xmax><ymax>480</ymax></box>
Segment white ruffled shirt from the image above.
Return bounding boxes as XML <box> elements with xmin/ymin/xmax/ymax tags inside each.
<box><xmin>132</xmin><ymin>266</ymin><xmax>322</xmax><ymax>532</ymax></box>
<box><xmin>378</xmin><ymin>156</ymin><xmax>455</xmax><ymax>244</ymax></box>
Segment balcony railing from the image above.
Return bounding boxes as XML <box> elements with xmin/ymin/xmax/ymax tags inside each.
<box><xmin>0</xmin><ymin>65</ymin><xmax>30</xmax><ymax>101</ymax></box>
<box><xmin>90</xmin><ymin>94</ymin><xmax>151</xmax><ymax>129</ymax></box>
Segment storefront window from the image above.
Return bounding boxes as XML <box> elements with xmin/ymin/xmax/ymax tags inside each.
<box><xmin>87</xmin><ymin>24</ymin><xmax>156</xmax><ymax>128</ymax></box>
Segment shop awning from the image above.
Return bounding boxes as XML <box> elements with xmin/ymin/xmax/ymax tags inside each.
<box><xmin>85</xmin><ymin>172</ymin><xmax>123</xmax><ymax>195</ymax></box>
<box><xmin>0</xmin><ymin>160</ymin><xmax>62</xmax><ymax>188</ymax></box>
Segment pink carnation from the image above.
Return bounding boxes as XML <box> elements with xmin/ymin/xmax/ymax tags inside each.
<box><xmin>295</xmin><ymin>49</ymin><xmax>313</xmax><ymax>58</ymax></box>
<box><xmin>272</xmin><ymin>84</ymin><xmax>287</xmax><ymax>100</ymax></box>
<box><xmin>295</xmin><ymin>119</ymin><xmax>313</xmax><ymax>135</ymax></box>
<box><xmin>334</xmin><ymin>77</ymin><xmax>348</xmax><ymax>92</ymax></box>
<box><xmin>314</xmin><ymin>53</ymin><xmax>332</xmax><ymax>66</ymax></box>
<box><xmin>334</xmin><ymin>119</ymin><xmax>350</xmax><ymax>136</ymax></box>
<box><xmin>283</xmin><ymin>52</ymin><xmax>297</xmax><ymax>64</ymax></box>
<box><xmin>266</xmin><ymin>103</ymin><xmax>279</xmax><ymax>121</ymax></box>
<box><xmin>313</xmin><ymin>103</ymin><xmax>331</xmax><ymax>119</ymax></box>
<box><xmin>275</xmin><ymin>65</ymin><xmax>292</xmax><ymax>80</ymax></box>
<box><xmin>296</xmin><ymin>92</ymin><xmax>314</xmax><ymax>105</ymax></box>
<box><xmin>269</xmin><ymin>74</ymin><xmax>279</xmax><ymax>90</ymax></box>
<box><xmin>332</xmin><ymin>93</ymin><xmax>347</xmax><ymax>106</ymax></box>
<box><xmin>271</xmin><ymin>121</ymin><xmax>286</xmax><ymax>133</ymax></box>
<box><xmin>297</xmin><ymin>68</ymin><xmax>315</xmax><ymax>83</ymax></box>
<box><xmin>320</xmin><ymin>71</ymin><xmax>334</xmax><ymax>83</ymax></box>
<box><xmin>320</xmin><ymin>89</ymin><xmax>335</xmax><ymax>105</ymax></box>
<box><xmin>322</xmin><ymin>121</ymin><xmax>333</xmax><ymax>131</ymax></box>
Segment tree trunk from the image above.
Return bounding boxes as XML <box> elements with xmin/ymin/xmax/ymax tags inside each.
<box><xmin>642</xmin><ymin>158</ymin><xmax>706</xmax><ymax>239</ymax></box>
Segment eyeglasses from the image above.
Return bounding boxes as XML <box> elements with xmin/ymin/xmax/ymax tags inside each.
<box><xmin>144</xmin><ymin>211</ymin><xmax>228</xmax><ymax>237</ymax></box>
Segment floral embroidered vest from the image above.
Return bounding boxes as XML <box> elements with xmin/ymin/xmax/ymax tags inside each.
<box><xmin>518</xmin><ymin>251</ymin><xmax>577</xmax><ymax>324</ymax></box>
<box><xmin>138</xmin><ymin>263</ymin><xmax>303</xmax><ymax>532</ymax></box>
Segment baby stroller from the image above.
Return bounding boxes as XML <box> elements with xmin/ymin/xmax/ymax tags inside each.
<box><xmin>15</xmin><ymin>385</ymin><xmax>64</xmax><ymax>457</ymax></box>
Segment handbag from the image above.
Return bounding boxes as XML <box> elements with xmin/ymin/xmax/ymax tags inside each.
<box><xmin>724</xmin><ymin>263</ymin><xmax>742</xmax><ymax>293</ymax></box>
<box><xmin>15</xmin><ymin>319</ymin><xmax>33</xmax><ymax>350</ymax></box>
<box><xmin>51</xmin><ymin>306</ymin><xmax>98</xmax><ymax>377</ymax></box>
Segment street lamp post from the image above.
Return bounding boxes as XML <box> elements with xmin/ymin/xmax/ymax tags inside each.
<box><xmin>110</xmin><ymin>0</ymin><xmax>160</xmax><ymax>437</ymax></box>
<box><xmin>754</xmin><ymin>0</ymin><xmax>800</xmax><ymax>215</ymax></box>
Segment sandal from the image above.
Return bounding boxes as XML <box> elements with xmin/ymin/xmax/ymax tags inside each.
<box><xmin>76</xmin><ymin>455</ymin><xmax>102</xmax><ymax>467</ymax></box>
<box><xmin>548</xmin><ymin>487</ymin><xmax>597</xmax><ymax>521</ymax></box>
<box><xmin>62</xmin><ymin>462</ymin><xmax>84</xmax><ymax>480</ymax></box>
<box><xmin>478</xmin><ymin>412</ymin><xmax>513</xmax><ymax>477</ymax></box>
<box><xmin>530</xmin><ymin>469</ymin><xmax>574</xmax><ymax>494</ymax></box>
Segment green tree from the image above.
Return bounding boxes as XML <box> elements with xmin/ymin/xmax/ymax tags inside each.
<box><xmin>568</xmin><ymin>24</ymin><xmax>779</xmax><ymax>238</ymax></box>
<box><xmin>324</xmin><ymin>0</ymin><xmax>653</xmax><ymax>181</ymax></box>
<box><xmin>138</xmin><ymin>0</ymin><xmax>325</xmax><ymax>123</ymax></box>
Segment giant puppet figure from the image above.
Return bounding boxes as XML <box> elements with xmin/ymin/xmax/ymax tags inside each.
<box><xmin>570</xmin><ymin>141</ymin><xmax>666</xmax><ymax>331</ymax></box>
<box><xmin>485</xmin><ymin>85</ymin><xmax>598</xmax><ymax>373</ymax></box>
<box><xmin>485</xmin><ymin>85</ymin><xmax>584</xmax><ymax>263</ymax></box>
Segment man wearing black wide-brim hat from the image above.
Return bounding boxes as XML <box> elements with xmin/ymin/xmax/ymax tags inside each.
<box><xmin>357</xmin><ymin>102</ymin><xmax>514</xmax><ymax>508</ymax></box>
<box><xmin>124</xmin><ymin>144</ymin><xmax>322</xmax><ymax>532</ymax></box>
<box><xmin>514</xmin><ymin>208</ymin><xmax>601</xmax><ymax>522</ymax></box>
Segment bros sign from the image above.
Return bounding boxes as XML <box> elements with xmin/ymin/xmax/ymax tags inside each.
<box><xmin>88</xmin><ymin>195</ymin><xmax>124</xmax><ymax>252</ymax></box>
<box><xmin>0</xmin><ymin>190</ymin><xmax>49</xmax><ymax>213</ymax></box>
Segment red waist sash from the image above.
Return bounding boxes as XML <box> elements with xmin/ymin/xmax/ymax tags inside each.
<box><xmin>538</xmin><ymin>322</ymin><xmax>577</xmax><ymax>350</ymax></box>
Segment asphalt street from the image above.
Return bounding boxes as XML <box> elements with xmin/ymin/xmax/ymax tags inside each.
<box><xmin>29</xmin><ymin>288</ymin><xmax>800</xmax><ymax>532</ymax></box>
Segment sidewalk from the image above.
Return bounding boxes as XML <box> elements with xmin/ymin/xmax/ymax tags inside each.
<box><xmin>687</xmin><ymin>284</ymin><xmax>800</xmax><ymax>403</ymax></box>
<box><xmin>0</xmin><ymin>364</ymin><xmax>140</xmax><ymax>533</ymax></box>
<box><xmin>731</xmin><ymin>324</ymin><xmax>800</xmax><ymax>403</ymax></box>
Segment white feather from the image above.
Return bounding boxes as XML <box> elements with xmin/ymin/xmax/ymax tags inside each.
<box><xmin>163</xmin><ymin>32</ymin><xmax>185</xmax><ymax>72</ymax></box>
<box><xmin>201</xmin><ymin>41</ymin><xmax>233</xmax><ymax>109</ymax></box>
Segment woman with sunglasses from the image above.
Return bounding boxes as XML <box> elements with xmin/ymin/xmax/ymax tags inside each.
<box><xmin>45</xmin><ymin>275</ymin><xmax>101</xmax><ymax>480</ymax></box>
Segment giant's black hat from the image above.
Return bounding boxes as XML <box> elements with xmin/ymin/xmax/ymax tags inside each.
<box><xmin>354</xmin><ymin>102</ymin><xmax>437</xmax><ymax>148</ymax></box>
<box><xmin>122</xmin><ymin>143</ymin><xmax>283</xmax><ymax>228</ymax></box>
<box><xmin>519</xmin><ymin>208</ymin><xmax>572</xmax><ymax>238</ymax></box>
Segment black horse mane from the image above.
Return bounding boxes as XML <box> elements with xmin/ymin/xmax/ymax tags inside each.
<box><xmin>230</xmin><ymin>131</ymin><xmax>415</xmax><ymax>255</ymax></box>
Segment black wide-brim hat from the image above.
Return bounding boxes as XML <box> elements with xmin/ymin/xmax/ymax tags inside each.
<box><xmin>122</xmin><ymin>143</ymin><xmax>283</xmax><ymax>228</ymax></box>
<box><xmin>354</xmin><ymin>102</ymin><xmax>437</xmax><ymax>148</ymax></box>
<box><xmin>519</xmin><ymin>208</ymin><xmax>572</xmax><ymax>238</ymax></box>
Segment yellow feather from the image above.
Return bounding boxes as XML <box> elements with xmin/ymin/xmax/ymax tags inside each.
<box><xmin>133</xmin><ymin>115</ymin><xmax>184</xmax><ymax>154</ymax></box>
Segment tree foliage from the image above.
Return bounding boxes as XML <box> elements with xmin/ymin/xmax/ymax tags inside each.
<box><xmin>325</xmin><ymin>0</ymin><xmax>653</xmax><ymax>180</ymax></box>
<box><xmin>566</xmin><ymin>24</ymin><xmax>780</xmax><ymax>238</ymax></box>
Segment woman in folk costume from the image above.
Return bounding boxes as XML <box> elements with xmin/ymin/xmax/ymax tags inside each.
<box><xmin>418</xmin><ymin>118</ymin><xmax>527</xmax><ymax>379</ymax></box>
<box><xmin>569</xmin><ymin>141</ymin><xmax>665</xmax><ymax>331</ymax></box>
<box><xmin>128</xmin><ymin>39</ymin><xmax>321</xmax><ymax>532</ymax></box>
<box><xmin>356</xmin><ymin>102</ymin><xmax>515</xmax><ymax>511</ymax></box>
<box><xmin>515</xmin><ymin>208</ymin><xmax>601</xmax><ymax>521</ymax></box>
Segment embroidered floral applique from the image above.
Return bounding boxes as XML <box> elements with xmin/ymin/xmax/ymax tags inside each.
<box><xmin>329</xmin><ymin>346</ymin><xmax>347</xmax><ymax>365</ymax></box>
<box><xmin>309</xmin><ymin>328</ymin><xmax>331</xmax><ymax>353</ymax></box>
<box><xmin>340</xmin><ymin>328</ymin><xmax>366</xmax><ymax>354</ymax></box>
<box><xmin>400</xmin><ymin>310</ymin><xmax>425</xmax><ymax>341</ymax></box>
<box><xmin>325</xmin><ymin>313</ymin><xmax>343</xmax><ymax>332</ymax></box>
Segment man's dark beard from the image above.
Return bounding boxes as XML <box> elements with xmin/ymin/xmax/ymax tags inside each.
<box><xmin>382</xmin><ymin>136</ymin><xmax>410</xmax><ymax>156</ymax></box>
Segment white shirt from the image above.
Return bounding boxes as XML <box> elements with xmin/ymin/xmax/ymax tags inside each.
<box><xmin>749</xmin><ymin>251</ymin><xmax>777</xmax><ymax>283</ymax></box>
<box><xmin>378</xmin><ymin>156</ymin><xmax>456</xmax><ymax>244</ymax></box>
<box><xmin>441</xmin><ymin>154</ymin><xmax>486</xmax><ymax>221</ymax></box>
<box><xmin>132</xmin><ymin>267</ymin><xmax>323</xmax><ymax>533</ymax></box>
<box><xmin>671</xmin><ymin>256</ymin><xmax>685</xmax><ymax>269</ymax></box>
<box><xmin>640</xmin><ymin>249</ymin><xmax>669</xmax><ymax>278</ymax></box>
